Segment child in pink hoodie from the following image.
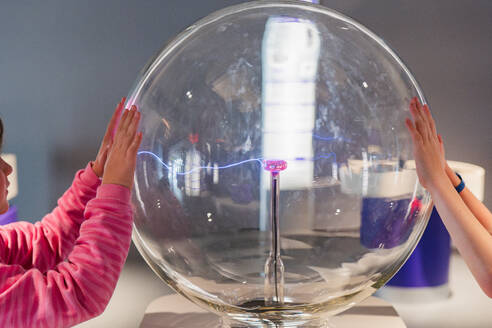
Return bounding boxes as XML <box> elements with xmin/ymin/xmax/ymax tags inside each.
<box><xmin>0</xmin><ymin>98</ymin><xmax>142</xmax><ymax>327</ymax></box>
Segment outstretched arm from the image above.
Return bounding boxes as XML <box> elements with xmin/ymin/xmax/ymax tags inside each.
<box><xmin>406</xmin><ymin>97</ymin><xmax>492</xmax><ymax>298</ymax></box>
<box><xmin>444</xmin><ymin>163</ymin><xmax>492</xmax><ymax>234</ymax></box>
<box><xmin>0</xmin><ymin>105</ymin><xmax>142</xmax><ymax>327</ymax></box>
<box><xmin>0</xmin><ymin>185</ymin><xmax>132</xmax><ymax>328</ymax></box>
<box><xmin>0</xmin><ymin>99</ymin><xmax>125</xmax><ymax>270</ymax></box>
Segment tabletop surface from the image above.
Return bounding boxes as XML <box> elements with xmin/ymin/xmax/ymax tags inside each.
<box><xmin>140</xmin><ymin>294</ymin><xmax>406</xmax><ymax>328</ymax></box>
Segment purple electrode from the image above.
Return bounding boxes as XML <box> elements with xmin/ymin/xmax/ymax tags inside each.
<box><xmin>263</xmin><ymin>160</ymin><xmax>287</xmax><ymax>305</ymax></box>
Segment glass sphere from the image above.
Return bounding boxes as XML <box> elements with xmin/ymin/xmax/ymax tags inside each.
<box><xmin>128</xmin><ymin>1</ymin><xmax>433</xmax><ymax>326</ymax></box>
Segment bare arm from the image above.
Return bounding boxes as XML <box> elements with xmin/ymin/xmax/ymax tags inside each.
<box><xmin>428</xmin><ymin>173</ymin><xmax>492</xmax><ymax>297</ymax></box>
<box><xmin>445</xmin><ymin>164</ymin><xmax>492</xmax><ymax>234</ymax></box>
<box><xmin>406</xmin><ymin>97</ymin><xmax>492</xmax><ymax>298</ymax></box>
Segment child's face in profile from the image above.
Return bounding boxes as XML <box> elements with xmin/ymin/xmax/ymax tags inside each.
<box><xmin>0</xmin><ymin>156</ymin><xmax>12</xmax><ymax>214</ymax></box>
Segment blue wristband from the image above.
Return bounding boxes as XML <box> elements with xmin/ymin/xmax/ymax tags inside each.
<box><xmin>455</xmin><ymin>173</ymin><xmax>465</xmax><ymax>193</ymax></box>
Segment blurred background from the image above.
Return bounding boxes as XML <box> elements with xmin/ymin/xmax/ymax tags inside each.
<box><xmin>0</xmin><ymin>1</ymin><xmax>491</xmax><ymax>327</ymax></box>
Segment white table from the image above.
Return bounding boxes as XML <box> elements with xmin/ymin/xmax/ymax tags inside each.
<box><xmin>140</xmin><ymin>294</ymin><xmax>406</xmax><ymax>328</ymax></box>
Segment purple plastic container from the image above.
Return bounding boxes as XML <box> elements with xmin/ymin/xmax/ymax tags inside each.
<box><xmin>388</xmin><ymin>207</ymin><xmax>451</xmax><ymax>287</ymax></box>
<box><xmin>0</xmin><ymin>205</ymin><xmax>18</xmax><ymax>225</ymax></box>
<box><xmin>361</xmin><ymin>197</ymin><xmax>419</xmax><ymax>249</ymax></box>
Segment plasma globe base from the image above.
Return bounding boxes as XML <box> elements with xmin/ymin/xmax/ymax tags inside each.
<box><xmin>221</xmin><ymin>316</ymin><xmax>331</xmax><ymax>327</ymax></box>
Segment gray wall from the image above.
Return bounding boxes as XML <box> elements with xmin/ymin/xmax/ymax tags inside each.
<box><xmin>1</xmin><ymin>0</ymin><xmax>490</xmax><ymax>221</ymax></box>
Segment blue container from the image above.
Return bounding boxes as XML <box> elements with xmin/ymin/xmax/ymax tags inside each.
<box><xmin>360</xmin><ymin>197</ymin><xmax>418</xmax><ymax>249</ymax></box>
<box><xmin>388</xmin><ymin>207</ymin><xmax>451</xmax><ymax>288</ymax></box>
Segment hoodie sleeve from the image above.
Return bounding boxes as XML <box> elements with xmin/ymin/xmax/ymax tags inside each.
<box><xmin>0</xmin><ymin>184</ymin><xmax>133</xmax><ymax>328</ymax></box>
<box><xmin>0</xmin><ymin>162</ymin><xmax>101</xmax><ymax>271</ymax></box>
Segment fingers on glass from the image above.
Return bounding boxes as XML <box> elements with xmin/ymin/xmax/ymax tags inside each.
<box><xmin>118</xmin><ymin>108</ymin><xmax>130</xmax><ymax>132</ymax></box>
<box><xmin>130</xmin><ymin>132</ymin><xmax>143</xmax><ymax>152</ymax></box>
<box><xmin>107</xmin><ymin>98</ymin><xmax>125</xmax><ymax>137</ymax></box>
<box><xmin>115</xmin><ymin>98</ymin><xmax>125</xmax><ymax>116</ymax></box>
<box><xmin>124</xmin><ymin>105</ymin><xmax>138</xmax><ymax>131</ymax></box>
<box><xmin>423</xmin><ymin>104</ymin><xmax>437</xmax><ymax>137</ymax></box>
<box><xmin>128</xmin><ymin>110</ymin><xmax>140</xmax><ymax>138</ymax></box>
<box><xmin>409</xmin><ymin>97</ymin><xmax>431</xmax><ymax>140</ymax></box>
<box><xmin>406</xmin><ymin>117</ymin><xmax>421</xmax><ymax>142</ymax></box>
<box><xmin>405</xmin><ymin>118</ymin><xmax>415</xmax><ymax>134</ymax></box>
<box><xmin>112</xmin><ymin>104</ymin><xmax>141</xmax><ymax>153</ymax></box>
<box><xmin>409</xmin><ymin>97</ymin><xmax>420</xmax><ymax>121</ymax></box>
<box><xmin>111</xmin><ymin>98</ymin><xmax>125</xmax><ymax>125</ymax></box>
<box><xmin>414</xmin><ymin>97</ymin><xmax>422</xmax><ymax>111</ymax></box>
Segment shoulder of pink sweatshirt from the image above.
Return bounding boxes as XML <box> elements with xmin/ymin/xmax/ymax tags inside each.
<box><xmin>0</xmin><ymin>164</ymin><xmax>133</xmax><ymax>328</ymax></box>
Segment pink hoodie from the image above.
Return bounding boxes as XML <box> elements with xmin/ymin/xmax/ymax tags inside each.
<box><xmin>0</xmin><ymin>163</ymin><xmax>133</xmax><ymax>328</ymax></box>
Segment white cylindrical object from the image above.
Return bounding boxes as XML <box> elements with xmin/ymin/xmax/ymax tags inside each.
<box><xmin>339</xmin><ymin>159</ymin><xmax>418</xmax><ymax>198</ymax></box>
<box><xmin>1</xmin><ymin>153</ymin><xmax>18</xmax><ymax>201</ymax></box>
<box><xmin>259</xmin><ymin>17</ymin><xmax>321</xmax><ymax>231</ymax></box>
<box><xmin>447</xmin><ymin>160</ymin><xmax>485</xmax><ymax>201</ymax></box>
<box><xmin>404</xmin><ymin>160</ymin><xmax>485</xmax><ymax>201</ymax></box>
<box><xmin>261</xmin><ymin>17</ymin><xmax>320</xmax><ymax>190</ymax></box>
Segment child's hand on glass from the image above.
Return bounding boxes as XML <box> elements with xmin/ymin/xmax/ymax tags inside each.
<box><xmin>405</xmin><ymin>97</ymin><xmax>446</xmax><ymax>189</ymax></box>
<box><xmin>92</xmin><ymin>98</ymin><xmax>125</xmax><ymax>177</ymax></box>
<box><xmin>102</xmin><ymin>104</ymin><xmax>142</xmax><ymax>189</ymax></box>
